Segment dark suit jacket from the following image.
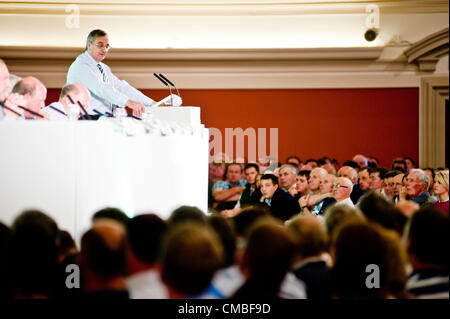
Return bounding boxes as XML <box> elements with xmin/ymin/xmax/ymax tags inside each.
<box><xmin>267</xmin><ymin>188</ymin><xmax>300</xmax><ymax>221</ymax></box>
<box><xmin>350</xmin><ymin>183</ymin><xmax>365</xmax><ymax>204</ymax></box>
<box><xmin>293</xmin><ymin>260</ymin><xmax>331</xmax><ymax>299</ymax></box>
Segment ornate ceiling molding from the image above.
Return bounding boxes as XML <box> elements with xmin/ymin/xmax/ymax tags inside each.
<box><xmin>404</xmin><ymin>28</ymin><xmax>449</xmax><ymax>72</ymax></box>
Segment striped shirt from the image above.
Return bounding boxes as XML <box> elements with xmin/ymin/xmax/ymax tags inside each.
<box><xmin>407</xmin><ymin>269</ymin><xmax>449</xmax><ymax>299</ymax></box>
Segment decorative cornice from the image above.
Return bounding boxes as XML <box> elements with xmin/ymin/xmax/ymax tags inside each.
<box><xmin>0</xmin><ymin>46</ymin><xmax>384</xmax><ymax>61</ymax></box>
<box><xmin>0</xmin><ymin>0</ymin><xmax>447</xmax><ymax>16</ymax></box>
<box><xmin>0</xmin><ymin>45</ymin><xmax>430</xmax><ymax>89</ymax></box>
<box><xmin>404</xmin><ymin>28</ymin><xmax>449</xmax><ymax>72</ymax></box>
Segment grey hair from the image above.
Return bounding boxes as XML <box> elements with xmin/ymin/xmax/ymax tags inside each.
<box><xmin>12</xmin><ymin>80</ymin><xmax>35</xmax><ymax>96</ymax></box>
<box><xmin>280</xmin><ymin>164</ymin><xmax>297</xmax><ymax>175</ymax></box>
<box><xmin>340</xmin><ymin>177</ymin><xmax>354</xmax><ymax>192</ymax></box>
<box><xmin>337</xmin><ymin>166</ymin><xmax>358</xmax><ymax>183</ymax></box>
<box><xmin>312</xmin><ymin>167</ymin><xmax>328</xmax><ymax>179</ymax></box>
<box><xmin>59</xmin><ymin>83</ymin><xmax>80</xmax><ymax>100</ymax></box>
<box><xmin>408</xmin><ymin>168</ymin><xmax>430</xmax><ymax>190</ymax></box>
<box><xmin>85</xmin><ymin>29</ymin><xmax>107</xmax><ymax>50</ymax></box>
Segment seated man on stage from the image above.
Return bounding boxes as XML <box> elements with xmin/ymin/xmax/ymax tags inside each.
<box><xmin>67</xmin><ymin>29</ymin><xmax>155</xmax><ymax>117</ymax></box>
<box><xmin>12</xmin><ymin>76</ymin><xmax>48</xmax><ymax>120</ymax></box>
<box><xmin>0</xmin><ymin>58</ymin><xmax>26</xmax><ymax>120</ymax></box>
<box><xmin>41</xmin><ymin>83</ymin><xmax>91</xmax><ymax>120</ymax></box>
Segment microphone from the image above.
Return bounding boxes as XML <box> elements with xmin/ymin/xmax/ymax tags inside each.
<box><xmin>154</xmin><ymin>73</ymin><xmax>173</xmax><ymax>107</ymax></box>
<box><xmin>17</xmin><ymin>105</ymin><xmax>44</xmax><ymax>119</ymax></box>
<box><xmin>1</xmin><ymin>103</ymin><xmax>22</xmax><ymax>117</ymax></box>
<box><xmin>67</xmin><ymin>94</ymin><xmax>88</xmax><ymax>116</ymax></box>
<box><xmin>158</xmin><ymin>73</ymin><xmax>180</xmax><ymax>98</ymax></box>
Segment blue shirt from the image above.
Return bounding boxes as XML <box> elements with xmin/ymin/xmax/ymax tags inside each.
<box><xmin>212</xmin><ymin>179</ymin><xmax>247</xmax><ymax>191</ymax></box>
<box><xmin>67</xmin><ymin>51</ymin><xmax>154</xmax><ymax>115</ymax></box>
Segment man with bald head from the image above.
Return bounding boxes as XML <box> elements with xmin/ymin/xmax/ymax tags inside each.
<box><xmin>332</xmin><ymin>177</ymin><xmax>355</xmax><ymax>208</ymax></box>
<box><xmin>337</xmin><ymin>165</ymin><xmax>364</xmax><ymax>204</ymax></box>
<box><xmin>299</xmin><ymin>167</ymin><xmax>328</xmax><ymax>215</ymax></box>
<box><xmin>41</xmin><ymin>83</ymin><xmax>91</xmax><ymax>120</ymax></box>
<box><xmin>308</xmin><ymin>167</ymin><xmax>328</xmax><ymax>196</ymax></box>
<box><xmin>0</xmin><ymin>58</ymin><xmax>25</xmax><ymax>120</ymax></box>
<box><xmin>12</xmin><ymin>76</ymin><xmax>47</xmax><ymax>119</ymax></box>
<box><xmin>352</xmin><ymin>154</ymin><xmax>368</xmax><ymax>169</ymax></box>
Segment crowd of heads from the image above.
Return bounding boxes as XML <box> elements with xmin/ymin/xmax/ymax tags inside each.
<box><xmin>0</xmin><ymin>154</ymin><xmax>447</xmax><ymax>299</ymax></box>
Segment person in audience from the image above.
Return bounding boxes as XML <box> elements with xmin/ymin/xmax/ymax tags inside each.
<box><xmin>291</xmin><ymin>170</ymin><xmax>311</xmax><ymax>200</ymax></box>
<box><xmin>356</xmin><ymin>167</ymin><xmax>371</xmax><ymax>202</ymax></box>
<box><xmin>307</xmin><ymin>167</ymin><xmax>328</xmax><ymax>197</ymax></box>
<box><xmin>332</xmin><ymin>177</ymin><xmax>355</xmax><ymax>208</ymax></box>
<box><xmin>323</xmin><ymin>204</ymin><xmax>366</xmax><ymax>239</ymax></box>
<box><xmin>125</xmin><ymin>214</ymin><xmax>168</xmax><ymax>299</ymax></box>
<box><xmin>259</xmin><ymin>174</ymin><xmax>300</xmax><ymax>221</ymax></box>
<box><xmin>368</xmin><ymin>156</ymin><xmax>380</xmax><ymax>167</ymax></box>
<box><xmin>330</xmin><ymin>221</ymin><xmax>404</xmax><ymax>299</ymax></box>
<box><xmin>370</xmin><ymin>167</ymin><xmax>388</xmax><ymax>196</ymax></box>
<box><xmin>236</xmin><ymin>163</ymin><xmax>260</xmax><ymax>207</ymax></box>
<box><xmin>342</xmin><ymin>160</ymin><xmax>360</xmax><ymax>172</ymax></box>
<box><xmin>209</xmin><ymin>162</ymin><xmax>225</xmax><ymax>183</ymax></box>
<box><xmin>391</xmin><ymin>158</ymin><xmax>407</xmax><ymax>174</ymax></box>
<box><xmin>433</xmin><ymin>170</ymin><xmax>449</xmax><ymax>213</ymax></box>
<box><xmin>67</xmin><ymin>29</ymin><xmax>156</xmax><ymax>116</ymax></box>
<box><xmin>405</xmin><ymin>169</ymin><xmax>436</xmax><ymax>207</ymax></box>
<box><xmin>279</xmin><ymin>164</ymin><xmax>298</xmax><ymax>193</ymax></box>
<box><xmin>288</xmin><ymin>216</ymin><xmax>331</xmax><ymax>299</ymax></box>
<box><xmin>304</xmin><ymin>159</ymin><xmax>318</xmax><ymax>169</ymax></box>
<box><xmin>299</xmin><ymin>173</ymin><xmax>336</xmax><ymax>217</ymax></box>
<box><xmin>286</xmin><ymin>155</ymin><xmax>302</xmax><ymax>170</ymax></box>
<box><xmin>352</xmin><ymin>154</ymin><xmax>368</xmax><ymax>168</ymax></box>
<box><xmin>232</xmin><ymin>218</ymin><xmax>305</xmax><ymax>299</ymax></box>
<box><xmin>161</xmin><ymin>222</ymin><xmax>224</xmax><ymax>298</ymax></box>
<box><xmin>358</xmin><ymin>191</ymin><xmax>408</xmax><ymax>236</ymax></box>
<box><xmin>212</xmin><ymin>163</ymin><xmax>247</xmax><ymax>211</ymax></box>
<box><xmin>12</xmin><ymin>76</ymin><xmax>48</xmax><ymax>120</ymax></box>
<box><xmin>392</xmin><ymin>172</ymin><xmax>405</xmax><ymax>203</ymax></box>
<box><xmin>221</xmin><ymin>163</ymin><xmax>260</xmax><ymax>218</ymax></box>
<box><xmin>57</xmin><ymin>230</ymin><xmax>78</xmax><ymax>264</ymax></box>
<box><xmin>198</xmin><ymin>215</ymin><xmax>239</xmax><ymax>298</ymax></box>
<box><xmin>406</xmin><ymin>207</ymin><xmax>449</xmax><ymax>299</ymax></box>
<box><xmin>404</xmin><ymin>157</ymin><xmax>416</xmax><ymax>173</ymax></box>
<box><xmin>0</xmin><ymin>58</ymin><xmax>25</xmax><ymax>120</ymax></box>
<box><xmin>423</xmin><ymin>168</ymin><xmax>436</xmax><ymax>196</ymax></box>
<box><xmin>40</xmin><ymin>83</ymin><xmax>91</xmax><ymax>120</ymax></box>
<box><xmin>168</xmin><ymin>205</ymin><xmax>206</xmax><ymax>226</ymax></box>
<box><xmin>79</xmin><ymin>219</ymin><xmax>129</xmax><ymax>299</ymax></box>
<box><xmin>396</xmin><ymin>200</ymin><xmax>420</xmax><ymax>219</ymax></box>
<box><xmin>8</xmin><ymin>210</ymin><xmax>60</xmax><ymax>299</ymax></box>
<box><xmin>383</xmin><ymin>170</ymin><xmax>402</xmax><ymax>201</ymax></box>
<box><xmin>92</xmin><ymin>207</ymin><xmax>130</xmax><ymax>226</ymax></box>
<box><xmin>337</xmin><ymin>166</ymin><xmax>363</xmax><ymax>204</ymax></box>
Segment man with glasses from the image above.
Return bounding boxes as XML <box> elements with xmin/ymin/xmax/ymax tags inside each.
<box><xmin>67</xmin><ymin>29</ymin><xmax>154</xmax><ymax>117</ymax></box>
<box><xmin>332</xmin><ymin>177</ymin><xmax>355</xmax><ymax>208</ymax></box>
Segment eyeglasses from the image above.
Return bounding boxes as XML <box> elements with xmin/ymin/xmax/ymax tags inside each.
<box><xmin>332</xmin><ymin>184</ymin><xmax>349</xmax><ymax>189</ymax></box>
<box><xmin>94</xmin><ymin>43</ymin><xmax>111</xmax><ymax>51</ymax></box>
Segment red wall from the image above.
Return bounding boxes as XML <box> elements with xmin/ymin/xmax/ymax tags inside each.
<box><xmin>46</xmin><ymin>88</ymin><xmax>419</xmax><ymax>168</ymax></box>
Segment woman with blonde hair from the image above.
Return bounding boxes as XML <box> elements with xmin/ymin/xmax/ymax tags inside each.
<box><xmin>434</xmin><ymin>170</ymin><xmax>449</xmax><ymax>213</ymax></box>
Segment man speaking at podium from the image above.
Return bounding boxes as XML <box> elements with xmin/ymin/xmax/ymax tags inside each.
<box><xmin>67</xmin><ymin>29</ymin><xmax>155</xmax><ymax>117</ymax></box>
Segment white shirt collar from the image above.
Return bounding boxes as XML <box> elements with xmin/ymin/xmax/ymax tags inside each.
<box><xmin>82</xmin><ymin>50</ymin><xmax>103</xmax><ymax>67</ymax></box>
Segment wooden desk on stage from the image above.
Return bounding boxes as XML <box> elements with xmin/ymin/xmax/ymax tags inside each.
<box><xmin>0</xmin><ymin>108</ymin><xmax>209</xmax><ymax>242</ymax></box>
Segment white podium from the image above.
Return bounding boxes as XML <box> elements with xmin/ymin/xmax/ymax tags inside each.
<box><xmin>151</xmin><ymin>106</ymin><xmax>201</xmax><ymax>126</ymax></box>
<box><xmin>0</xmin><ymin>107</ymin><xmax>209</xmax><ymax>243</ymax></box>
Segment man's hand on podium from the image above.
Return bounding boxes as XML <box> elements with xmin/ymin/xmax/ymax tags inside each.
<box><xmin>126</xmin><ymin>100</ymin><xmax>146</xmax><ymax>117</ymax></box>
